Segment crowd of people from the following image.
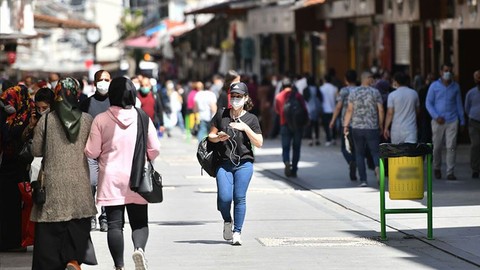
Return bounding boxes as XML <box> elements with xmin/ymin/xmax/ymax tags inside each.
<box><xmin>1</xmin><ymin>63</ymin><xmax>479</xmax><ymax>268</ymax></box>
<box><xmin>0</xmin><ymin>73</ymin><xmax>162</xmax><ymax>270</ymax></box>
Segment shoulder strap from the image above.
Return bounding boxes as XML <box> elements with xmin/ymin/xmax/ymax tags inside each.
<box><xmin>135</xmin><ymin>108</ymin><xmax>150</xmax><ymax>160</ymax></box>
<box><xmin>130</xmin><ymin>108</ymin><xmax>149</xmax><ymax>191</ymax></box>
<box><xmin>39</xmin><ymin>113</ymin><xmax>49</xmax><ymax>185</ymax></box>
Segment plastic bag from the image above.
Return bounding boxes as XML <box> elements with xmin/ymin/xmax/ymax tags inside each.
<box><xmin>379</xmin><ymin>143</ymin><xmax>432</xmax><ymax>158</ymax></box>
<box><xmin>18</xmin><ymin>182</ymin><xmax>35</xmax><ymax>247</ymax></box>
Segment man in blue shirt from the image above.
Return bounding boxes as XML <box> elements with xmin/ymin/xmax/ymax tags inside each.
<box><xmin>426</xmin><ymin>63</ymin><xmax>465</xmax><ymax>180</ymax></box>
<box><xmin>464</xmin><ymin>70</ymin><xmax>480</xmax><ymax>179</ymax></box>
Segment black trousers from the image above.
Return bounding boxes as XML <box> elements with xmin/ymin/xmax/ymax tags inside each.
<box><xmin>0</xmin><ymin>162</ymin><xmax>27</xmax><ymax>251</ymax></box>
<box><xmin>105</xmin><ymin>204</ymin><xmax>149</xmax><ymax>268</ymax></box>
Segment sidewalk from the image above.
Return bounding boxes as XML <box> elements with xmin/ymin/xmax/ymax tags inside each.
<box><xmin>255</xmin><ymin>136</ymin><xmax>480</xmax><ymax>267</ymax></box>
<box><xmin>1</xmin><ymin>130</ymin><xmax>479</xmax><ymax>269</ymax></box>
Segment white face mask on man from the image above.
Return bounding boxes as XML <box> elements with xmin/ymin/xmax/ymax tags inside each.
<box><xmin>231</xmin><ymin>97</ymin><xmax>245</xmax><ymax>110</ymax></box>
<box><xmin>96</xmin><ymin>81</ymin><xmax>110</xmax><ymax>95</ymax></box>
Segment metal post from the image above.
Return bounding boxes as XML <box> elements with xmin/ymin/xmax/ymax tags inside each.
<box><xmin>427</xmin><ymin>148</ymin><xmax>433</xmax><ymax>239</ymax></box>
<box><xmin>379</xmin><ymin>158</ymin><xmax>387</xmax><ymax>240</ymax></box>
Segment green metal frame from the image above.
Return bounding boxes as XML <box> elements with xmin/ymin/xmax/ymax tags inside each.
<box><xmin>379</xmin><ymin>147</ymin><xmax>433</xmax><ymax>240</ymax></box>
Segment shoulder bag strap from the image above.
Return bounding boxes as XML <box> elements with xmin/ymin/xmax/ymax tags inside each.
<box><xmin>136</xmin><ymin>108</ymin><xmax>150</xmax><ymax>161</ymax></box>
<box><xmin>39</xmin><ymin>113</ymin><xmax>48</xmax><ymax>186</ymax></box>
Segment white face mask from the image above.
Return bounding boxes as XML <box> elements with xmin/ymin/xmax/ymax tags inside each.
<box><xmin>442</xmin><ymin>71</ymin><xmax>452</xmax><ymax>81</ymax></box>
<box><xmin>50</xmin><ymin>81</ymin><xmax>58</xmax><ymax>89</ymax></box>
<box><xmin>166</xmin><ymin>82</ymin><xmax>174</xmax><ymax>89</ymax></box>
<box><xmin>133</xmin><ymin>83</ymin><xmax>140</xmax><ymax>90</ymax></box>
<box><xmin>231</xmin><ymin>97</ymin><xmax>245</xmax><ymax>110</ymax></box>
<box><xmin>39</xmin><ymin>108</ymin><xmax>50</xmax><ymax>116</ymax></box>
<box><xmin>96</xmin><ymin>81</ymin><xmax>110</xmax><ymax>95</ymax></box>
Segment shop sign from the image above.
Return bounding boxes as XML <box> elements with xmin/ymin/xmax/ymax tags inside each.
<box><xmin>247</xmin><ymin>5</ymin><xmax>294</xmax><ymax>34</ymax></box>
<box><xmin>317</xmin><ymin>0</ymin><xmax>375</xmax><ymax>19</ymax></box>
<box><xmin>383</xmin><ymin>0</ymin><xmax>420</xmax><ymax>22</ymax></box>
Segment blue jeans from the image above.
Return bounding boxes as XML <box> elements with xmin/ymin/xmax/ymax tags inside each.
<box><xmin>280</xmin><ymin>125</ymin><xmax>303</xmax><ymax>173</ymax></box>
<box><xmin>176</xmin><ymin>111</ymin><xmax>185</xmax><ymax>131</ymax></box>
<box><xmin>216</xmin><ymin>161</ymin><xmax>253</xmax><ymax>233</ymax></box>
<box><xmin>197</xmin><ymin>120</ymin><xmax>210</xmax><ymax>141</ymax></box>
<box><xmin>351</xmin><ymin>128</ymin><xmax>380</xmax><ymax>182</ymax></box>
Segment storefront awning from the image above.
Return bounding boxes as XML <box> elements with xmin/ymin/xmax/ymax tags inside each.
<box><xmin>124</xmin><ymin>34</ymin><xmax>160</xmax><ymax>49</ymax></box>
<box><xmin>184</xmin><ymin>0</ymin><xmax>256</xmax><ymax>15</ymax></box>
<box><xmin>0</xmin><ymin>32</ymin><xmax>38</xmax><ymax>41</ymax></box>
<box><xmin>34</xmin><ymin>14</ymin><xmax>99</xmax><ymax>29</ymax></box>
<box><xmin>123</xmin><ymin>19</ymin><xmax>190</xmax><ymax>50</ymax></box>
<box><xmin>292</xmin><ymin>0</ymin><xmax>326</xmax><ymax>10</ymax></box>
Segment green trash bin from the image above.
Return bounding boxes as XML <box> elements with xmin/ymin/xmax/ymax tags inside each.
<box><xmin>379</xmin><ymin>143</ymin><xmax>433</xmax><ymax>240</ymax></box>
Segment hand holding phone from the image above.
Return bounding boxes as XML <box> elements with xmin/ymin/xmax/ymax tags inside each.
<box><xmin>218</xmin><ymin>131</ymin><xmax>229</xmax><ymax>141</ymax></box>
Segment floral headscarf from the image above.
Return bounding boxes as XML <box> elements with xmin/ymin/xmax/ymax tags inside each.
<box><xmin>0</xmin><ymin>85</ymin><xmax>34</xmax><ymax>159</ymax></box>
<box><xmin>53</xmin><ymin>77</ymin><xmax>82</xmax><ymax>143</ymax></box>
<box><xmin>0</xmin><ymin>85</ymin><xmax>34</xmax><ymax>128</ymax></box>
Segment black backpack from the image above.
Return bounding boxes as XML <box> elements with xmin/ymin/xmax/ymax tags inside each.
<box><xmin>283</xmin><ymin>87</ymin><xmax>309</xmax><ymax>130</ymax></box>
<box><xmin>196</xmin><ymin>137</ymin><xmax>219</xmax><ymax>177</ymax></box>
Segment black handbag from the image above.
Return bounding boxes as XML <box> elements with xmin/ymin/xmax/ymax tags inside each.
<box><xmin>130</xmin><ymin>108</ymin><xmax>163</xmax><ymax>203</ymax></box>
<box><xmin>138</xmin><ymin>161</ymin><xmax>163</xmax><ymax>203</ymax></box>
<box><xmin>18</xmin><ymin>140</ymin><xmax>34</xmax><ymax>164</ymax></box>
<box><xmin>31</xmin><ymin>113</ymin><xmax>48</xmax><ymax>205</ymax></box>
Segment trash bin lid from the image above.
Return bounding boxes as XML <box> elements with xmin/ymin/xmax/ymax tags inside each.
<box><xmin>379</xmin><ymin>143</ymin><xmax>432</xmax><ymax>158</ymax></box>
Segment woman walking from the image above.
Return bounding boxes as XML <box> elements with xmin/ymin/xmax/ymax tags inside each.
<box><xmin>0</xmin><ymin>85</ymin><xmax>34</xmax><ymax>252</ymax></box>
<box><xmin>31</xmin><ymin>77</ymin><xmax>97</xmax><ymax>270</ymax></box>
<box><xmin>208</xmin><ymin>82</ymin><xmax>263</xmax><ymax>245</ymax></box>
<box><xmin>85</xmin><ymin>77</ymin><xmax>160</xmax><ymax>270</ymax></box>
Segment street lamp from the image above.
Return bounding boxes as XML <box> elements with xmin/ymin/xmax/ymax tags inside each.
<box><xmin>86</xmin><ymin>28</ymin><xmax>101</xmax><ymax>64</ymax></box>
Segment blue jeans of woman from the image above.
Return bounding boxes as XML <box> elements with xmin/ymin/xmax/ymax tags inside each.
<box><xmin>280</xmin><ymin>125</ymin><xmax>303</xmax><ymax>173</ymax></box>
<box><xmin>351</xmin><ymin>128</ymin><xmax>380</xmax><ymax>182</ymax></box>
<box><xmin>216</xmin><ymin>161</ymin><xmax>253</xmax><ymax>233</ymax></box>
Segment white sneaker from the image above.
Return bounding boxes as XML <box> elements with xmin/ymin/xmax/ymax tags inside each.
<box><xmin>223</xmin><ymin>222</ymin><xmax>233</xmax><ymax>240</ymax></box>
<box><xmin>132</xmin><ymin>248</ymin><xmax>148</xmax><ymax>270</ymax></box>
<box><xmin>232</xmin><ymin>232</ymin><xmax>242</xmax><ymax>246</ymax></box>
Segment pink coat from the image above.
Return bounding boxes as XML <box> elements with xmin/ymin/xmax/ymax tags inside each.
<box><xmin>85</xmin><ymin>106</ymin><xmax>160</xmax><ymax>206</ymax></box>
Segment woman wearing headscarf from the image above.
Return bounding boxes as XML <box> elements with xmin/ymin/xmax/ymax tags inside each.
<box><xmin>31</xmin><ymin>77</ymin><xmax>97</xmax><ymax>270</ymax></box>
<box><xmin>0</xmin><ymin>85</ymin><xmax>34</xmax><ymax>252</ymax></box>
<box><xmin>85</xmin><ymin>77</ymin><xmax>160</xmax><ymax>270</ymax></box>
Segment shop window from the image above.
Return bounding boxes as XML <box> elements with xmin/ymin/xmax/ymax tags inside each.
<box><xmin>408</xmin><ymin>0</ymin><xmax>416</xmax><ymax>15</ymax></box>
<box><xmin>344</xmin><ymin>0</ymin><xmax>352</xmax><ymax>11</ymax></box>
<box><xmin>446</xmin><ymin>0</ymin><xmax>455</xmax><ymax>18</ymax></box>
<box><xmin>394</xmin><ymin>24</ymin><xmax>410</xmax><ymax>65</ymax></box>
<box><xmin>386</xmin><ymin>0</ymin><xmax>394</xmax><ymax>16</ymax></box>
<box><xmin>396</xmin><ymin>0</ymin><xmax>404</xmax><ymax>17</ymax></box>
<box><xmin>467</xmin><ymin>0</ymin><xmax>478</xmax><ymax>22</ymax></box>
<box><xmin>359</xmin><ymin>0</ymin><xmax>367</xmax><ymax>10</ymax></box>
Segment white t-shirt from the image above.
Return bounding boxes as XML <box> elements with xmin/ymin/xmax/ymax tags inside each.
<box><xmin>194</xmin><ymin>90</ymin><xmax>217</xmax><ymax>121</ymax></box>
<box><xmin>320</xmin><ymin>82</ymin><xmax>338</xmax><ymax>114</ymax></box>
<box><xmin>387</xmin><ymin>86</ymin><xmax>419</xmax><ymax>143</ymax></box>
